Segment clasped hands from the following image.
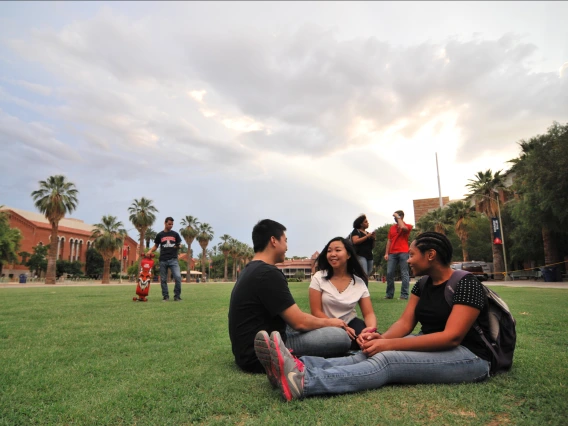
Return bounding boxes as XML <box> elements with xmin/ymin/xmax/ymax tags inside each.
<box><xmin>356</xmin><ymin>330</ymin><xmax>390</xmax><ymax>356</ymax></box>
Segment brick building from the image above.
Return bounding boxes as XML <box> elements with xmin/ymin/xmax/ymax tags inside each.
<box><xmin>413</xmin><ymin>197</ymin><xmax>450</xmax><ymax>224</ymax></box>
<box><xmin>276</xmin><ymin>252</ymin><xmax>319</xmax><ymax>279</ymax></box>
<box><xmin>1</xmin><ymin>207</ymin><xmax>138</xmax><ymax>278</ymax></box>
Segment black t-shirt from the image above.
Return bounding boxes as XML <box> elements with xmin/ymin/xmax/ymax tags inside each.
<box><xmin>154</xmin><ymin>230</ymin><xmax>182</xmax><ymax>261</ymax></box>
<box><xmin>351</xmin><ymin>229</ymin><xmax>374</xmax><ymax>260</ymax></box>
<box><xmin>411</xmin><ymin>274</ymin><xmax>491</xmax><ymax>361</ymax></box>
<box><xmin>228</xmin><ymin>260</ymin><xmax>296</xmax><ymax>373</ymax></box>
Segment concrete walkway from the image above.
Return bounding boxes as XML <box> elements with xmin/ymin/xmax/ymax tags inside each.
<box><xmin>2</xmin><ymin>279</ymin><xmax>567</xmax><ymax>289</ymax></box>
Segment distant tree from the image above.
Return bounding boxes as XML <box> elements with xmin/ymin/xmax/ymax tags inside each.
<box><xmin>26</xmin><ymin>244</ymin><xmax>49</xmax><ymax>277</ymax></box>
<box><xmin>218</xmin><ymin>234</ymin><xmax>232</xmax><ymax>281</ymax></box>
<box><xmin>180</xmin><ymin>216</ymin><xmax>199</xmax><ymax>282</ymax></box>
<box><xmin>416</xmin><ymin>208</ymin><xmax>450</xmax><ymax>235</ymax></box>
<box><xmin>0</xmin><ymin>210</ymin><xmax>22</xmax><ymax>276</ymax></box>
<box><xmin>509</xmin><ymin>122</ymin><xmax>568</xmax><ymax>278</ymax></box>
<box><xmin>445</xmin><ymin>201</ymin><xmax>478</xmax><ymax>261</ymax></box>
<box><xmin>197</xmin><ymin>223</ymin><xmax>214</xmax><ymax>275</ymax></box>
<box><xmin>91</xmin><ymin>215</ymin><xmax>126</xmax><ymax>284</ymax></box>
<box><xmin>466</xmin><ymin>170</ymin><xmax>507</xmax><ymax>279</ymax></box>
<box><xmin>31</xmin><ymin>175</ymin><xmax>79</xmax><ymax>284</ymax></box>
<box><xmin>128</xmin><ymin>198</ymin><xmax>158</xmax><ymax>259</ymax></box>
<box><xmin>18</xmin><ymin>251</ymin><xmax>31</xmax><ymax>265</ymax></box>
<box><xmin>144</xmin><ymin>228</ymin><xmax>157</xmax><ymax>249</ymax></box>
<box><xmin>85</xmin><ymin>247</ymin><xmax>104</xmax><ymax>278</ymax></box>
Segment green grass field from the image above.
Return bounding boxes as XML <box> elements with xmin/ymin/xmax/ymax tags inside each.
<box><xmin>1</xmin><ymin>282</ymin><xmax>567</xmax><ymax>425</ymax></box>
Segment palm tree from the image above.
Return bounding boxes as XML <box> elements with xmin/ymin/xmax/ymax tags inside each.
<box><xmin>91</xmin><ymin>215</ymin><xmax>126</xmax><ymax>284</ymax></box>
<box><xmin>416</xmin><ymin>208</ymin><xmax>450</xmax><ymax>235</ymax></box>
<box><xmin>197</xmin><ymin>223</ymin><xmax>214</xmax><ymax>275</ymax></box>
<box><xmin>466</xmin><ymin>169</ymin><xmax>507</xmax><ymax>278</ymax></box>
<box><xmin>218</xmin><ymin>234</ymin><xmax>232</xmax><ymax>281</ymax></box>
<box><xmin>144</xmin><ymin>228</ymin><xmax>157</xmax><ymax>249</ymax></box>
<box><xmin>229</xmin><ymin>238</ymin><xmax>239</xmax><ymax>279</ymax></box>
<box><xmin>180</xmin><ymin>216</ymin><xmax>200</xmax><ymax>282</ymax></box>
<box><xmin>446</xmin><ymin>200</ymin><xmax>478</xmax><ymax>261</ymax></box>
<box><xmin>128</xmin><ymin>198</ymin><xmax>158</xmax><ymax>259</ymax></box>
<box><xmin>31</xmin><ymin>175</ymin><xmax>79</xmax><ymax>284</ymax></box>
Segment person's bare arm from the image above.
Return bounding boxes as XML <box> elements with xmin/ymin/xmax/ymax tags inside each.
<box><xmin>361</xmin><ymin>304</ymin><xmax>480</xmax><ymax>356</ymax></box>
<box><xmin>280</xmin><ymin>304</ymin><xmax>347</xmax><ymax>332</ymax></box>
<box><xmin>309</xmin><ymin>288</ymin><xmax>328</xmax><ymax>319</ymax></box>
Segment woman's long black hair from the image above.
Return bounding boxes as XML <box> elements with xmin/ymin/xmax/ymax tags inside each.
<box><xmin>317</xmin><ymin>237</ymin><xmax>368</xmax><ymax>285</ymax></box>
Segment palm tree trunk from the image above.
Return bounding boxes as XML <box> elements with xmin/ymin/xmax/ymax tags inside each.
<box><xmin>102</xmin><ymin>257</ymin><xmax>111</xmax><ymax>284</ymax></box>
<box><xmin>542</xmin><ymin>226</ymin><xmax>561</xmax><ymax>281</ymax></box>
<box><xmin>139</xmin><ymin>229</ymin><xmax>146</xmax><ymax>259</ymax></box>
<box><xmin>223</xmin><ymin>253</ymin><xmax>228</xmax><ymax>281</ymax></box>
<box><xmin>46</xmin><ymin>223</ymin><xmax>59</xmax><ymax>284</ymax></box>
<box><xmin>201</xmin><ymin>245</ymin><xmax>207</xmax><ymax>275</ymax></box>
<box><xmin>459</xmin><ymin>236</ymin><xmax>469</xmax><ymax>261</ymax></box>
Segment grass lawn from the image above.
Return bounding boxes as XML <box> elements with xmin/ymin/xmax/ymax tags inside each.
<box><xmin>1</xmin><ymin>281</ymin><xmax>567</xmax><ymax>425</ymax></box>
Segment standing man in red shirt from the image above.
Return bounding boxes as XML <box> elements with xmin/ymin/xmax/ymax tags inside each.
<box><xmin>383</xmin><ymin>210</ymin><xmax>413</xmax><ymax>300</ymax></box>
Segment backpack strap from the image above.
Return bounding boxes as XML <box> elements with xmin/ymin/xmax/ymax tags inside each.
<box><xmin>417</xmin><ymin>270</ymin><xmax>472</xmax><ymax>304</ymax></box>
<box><xmin>444</xmin><ymin>270</ymin><xmax>472</xmax><ymax>306</ymax></box>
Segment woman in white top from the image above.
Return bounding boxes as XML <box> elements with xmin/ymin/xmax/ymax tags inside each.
<box><xmin>309</xmin><ymin>237</ymin><xmax>377</xmax><ymax>349</ymax></box>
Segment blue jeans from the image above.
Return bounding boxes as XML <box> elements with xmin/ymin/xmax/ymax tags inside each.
<box><xmin>285</xmin><ymin>326</ymin><xmax>352</xmax><ymax>358</ymax></box>
<box><xmin>301</xmin><ymin>345</ymin><xmax>490</xmax><ymax>397</ymax></box>
<box><xmin>160</xmin><ymin>259</ymin><xmax>182</xmax><ymax>299</ymax></box>
<box><xmin>357</xmin><ymin>256</ymin><xmax>374</xmax><ymax>279</ymax></box>
<box><xmin>386</xmin><ymin>252</ymin><xmax>410</xmax><ymax>298</ymax></box>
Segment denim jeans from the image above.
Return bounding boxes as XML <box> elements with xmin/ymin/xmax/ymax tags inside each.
<box><xmin>386</xmin><ymin>252</ymin><xmax>410</xmax><ymax>298</ymax></box>
<box><xmin>160</xmin><ymin>258</ymin><xmax>182</xmax><ymax>299</ymax></box>
<box><xmin>357</xmin><ymin>256</ymin><xmax>374</xmax><ymax>279</ymax></box>
<box><xmin>301</xmin><ymin>345</ymin><xmax>490</xmax><ymax>397</ymax></box>
<box><xmin>285</xmin><ymin>325</ymin><xmax>352</xmax><ymax>358</ymax></box>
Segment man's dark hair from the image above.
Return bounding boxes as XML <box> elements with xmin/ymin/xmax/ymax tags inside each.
<box><xmin>353</xmin><ymin>214</ymin><xmax>367</xmax><ymax>229</ymax></box>
<box><xmin>252</xmin><ymin>219</ymin><xmax>286</xmax><ymax>252</ymax></box>
<box><xmin>317</xmin><ymin>237</ymin><xmax>368</xmax><ymax>284</ymax></box>
<box><xmin>414</xmin><ymin>232</ymin><xmax>453</xmax><ymax>266</ymax></box>
<box><xmin>165</xmin><ymin>217</ymin><xmax>174</xmax><ymax>223</ymax></box>
<box><xmin>395</xmin><ymin>210</ymin><xmax>404</xmax><ymax>219</ymax></box>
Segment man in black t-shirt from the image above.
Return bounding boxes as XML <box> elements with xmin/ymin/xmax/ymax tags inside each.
<box><xmin>147</xmin><ymin>217</ymin><xmax>183</xmax><ymax>302</ymax></box>
<box><xmin>228</xmin><ymin>219</ymin><xmax>352</xmax><ymax>373</ymax></box>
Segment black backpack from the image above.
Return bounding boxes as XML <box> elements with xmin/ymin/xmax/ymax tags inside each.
<box><xmin>418</xmin><ymin>269</ymin><xmax>516</xmax><ymax>375</ymax></box>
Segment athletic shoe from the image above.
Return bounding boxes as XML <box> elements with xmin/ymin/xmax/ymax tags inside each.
<box><xmin>254</xmin><ymin>330</ymin><xmax>278</xmax><ymax>389</ymax></box>
<box><xmin>163</xmin><ymin>297</ymin><xmax>170</xmax><ymax>302</ymax></box>
<box><xmin>399</xmin><ymin>296</ymin><xmax>408</xmax><ymax>300</ymax></box>
<box><xmin>174</xmin><ymin>297</ymin><xmax>182</xmax><ymax>301</ymax></box>
<box><xmin>384</xmin><ymin>296</ymin><xmax>393</xmax><ymax>299</ymax></box>
<box><xmin>269</xmin><ymin>331</ymin><xmax>305</xmax><ymax>401</ymax></box>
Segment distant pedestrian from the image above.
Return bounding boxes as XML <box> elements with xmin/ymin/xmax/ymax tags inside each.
<box><xmin>147</xmin><ymin>217</ymin><xmax>183</xmax><ymax>302</ymax></box>
<box><xmin>350</xmin><ymin>214</ymin><xmax>375</xmax><ymax>280</ymax></box>
<box><xmin>384</xmin><ymin>210</ymin><xmax>413</xmax><ymax>299</ymax></box>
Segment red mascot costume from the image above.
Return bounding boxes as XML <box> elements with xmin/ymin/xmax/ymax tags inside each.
<box><xmin>133</xmin><ymin>253</ymin><xmax>155</xmax><ymax>302</ymax></box>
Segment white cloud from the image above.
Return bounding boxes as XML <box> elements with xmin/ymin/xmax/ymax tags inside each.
<box><xmin>1</xmin><ymin>3</ymin><xmax>567</xmax><ymax>255</ymax></box>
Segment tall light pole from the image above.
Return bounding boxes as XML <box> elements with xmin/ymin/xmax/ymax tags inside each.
<box><xmin>494</xmin><ymin>191</ymin><xmax>510</xmax><ymax>281</ymax></box>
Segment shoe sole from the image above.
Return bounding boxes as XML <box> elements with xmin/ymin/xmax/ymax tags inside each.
<box><xmin>270</xmin><ymin>331</ymin><xmax>293</xmax><ymax>401</ymax></box>
<box><xmin>254</xmin><ymin>331</ymin><xmax>278</xmax><ymax>389</ymax></box>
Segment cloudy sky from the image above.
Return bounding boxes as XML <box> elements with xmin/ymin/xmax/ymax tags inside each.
<box><xmin>1</xmin><ymin>1</ymin><xmax>567</xmax><ymax>257</ymax></box>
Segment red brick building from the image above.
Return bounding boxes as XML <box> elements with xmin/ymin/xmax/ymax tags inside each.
<box><xmin>276</xmin><ymin>252</ymin><xmax>319</xmax><ymax>279</ymax></box>
<box><xmin>1</xmin><ymin>207</ymin><xmax>138</xmax><ymax>278</ymax></box>
<box><xmin>413</xmin><ymin>197</ymin><xmax>450</xmax><ymax>224</ymax></box>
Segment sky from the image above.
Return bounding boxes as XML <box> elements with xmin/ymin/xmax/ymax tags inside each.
<box><xmin>1</xmin><ymin>1</ymin><xmax>567</xmax><ymax>257</ymax></box>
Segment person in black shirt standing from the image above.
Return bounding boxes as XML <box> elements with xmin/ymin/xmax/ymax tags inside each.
<box><xmin>148</xmin><ymin>217</ymin><xmax>183</xmax><ymax>302</ymax></box>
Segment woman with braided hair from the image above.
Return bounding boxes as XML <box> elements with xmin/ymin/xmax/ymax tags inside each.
<box><xmin>254</xmin><ymin>232</ymin><xmax>493</xmax><ymax>401</ymax></box>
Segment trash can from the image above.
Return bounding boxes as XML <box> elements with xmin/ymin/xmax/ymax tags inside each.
<box><xmin>19</xmin><ymin>274</ymin><xmax>27</xmax><ymax>284</ymax></box>
<box><xmin>542</xmin><ymin>267</ymin><xmax>559</xmax><ymax>282</ymax></box>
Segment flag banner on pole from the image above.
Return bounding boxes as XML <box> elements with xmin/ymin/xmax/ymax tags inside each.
<box><xmin>492</xmin><ymin>217</ymin><xmax>502</xmax><ymax>245</ymax></box>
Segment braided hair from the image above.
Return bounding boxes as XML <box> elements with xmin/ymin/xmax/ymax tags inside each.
<box><xmin>413</xmin><ymin>232</ymin><xmax>453</xmax><ymax>266</ymax></box>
